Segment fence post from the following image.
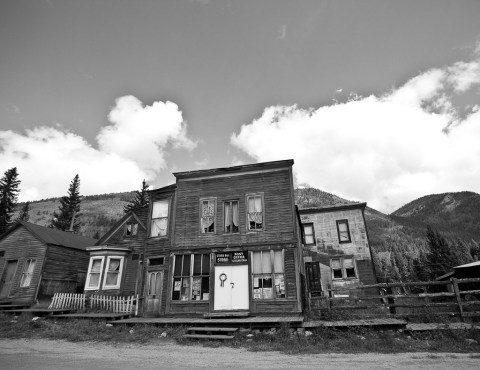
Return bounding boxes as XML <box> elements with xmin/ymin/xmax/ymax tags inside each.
<box><xmin>451</xmin><ymin>278</ymin><xmax>464</xmax><ymax>322</ymax></box>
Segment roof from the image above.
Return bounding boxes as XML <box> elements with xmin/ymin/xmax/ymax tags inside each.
<box><xmin>15</xmin><ymin>222</ymin><xmax>96</xmax><ymax>250</ymax></box>
<box><xmin>172</xmin><ymin>159</ymin><xmax>294</xmax><ymax>180</ymax></box>
<box><xmin>454</xmin><ymin>261</ymin><xmax>480</xmax><ymax>269</ymax></box>
<box><xmin>95</xmin><ymin>209</ymin><xmax>147</xmax><ymax>246</ymax></box>
<box><xmin>298</xmin><ymin>202</ymin><xmax>367</xmax><ymax>214</ymax></box>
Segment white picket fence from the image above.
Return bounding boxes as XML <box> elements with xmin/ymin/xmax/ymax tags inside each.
<box><xmin>49</xmin><ymin>293</ymin><xmax>86</xmax><ymax>310</ymax></box>
<box><xmin>48</xmin><ymin>293</ymin><xmax>138</xmax><ymax>316</ymax></box>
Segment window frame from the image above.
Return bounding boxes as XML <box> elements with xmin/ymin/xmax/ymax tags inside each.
<box><xmin>171</xmin><ymin>253</ymin><xmax>211</xmax><ymax>302</ymax></box>
<box><xmin>85</xmin><ymin>256</ymin><xmax>105</xmax><ymax>290</ymax></box>
<box><xmin>223</xmin><ymin>200</ymin><xmax>240</xmax><ymax>234</ymax></box>
<box><xmin>199</xmin><ymin>197</ymin><xmax>216</xmax><ymax>234</ymax></box>
<box><xmin>331</xmin><ymin>257</ymin><xmax>357</xmax><ymax>280</ymax></box>
<box><xmin>150</xmin><ymin>199</ymin><xmax>170</xmax><ymax>238</ymax></box>
<box><xmin>19</xmin><ymin>259</ymin><xmax>36</xmax><ymax>288</ymax></box>
<box><xmin>246</xmin><ymin>193</ymin><xmax>264</xmax><ymax>232</ymax></box>
<box><xmin>125</xmin><ymin>222</ymin><xmax>138</xmax><ymax>237</ymax></box>
<box><xmin>336</xmin><ymin>219</ymin><xmax>351</xmax><ymax>244</ymax></box>
<box><xmin>102</xmin><ymin>256</ymin><xmax>125</xmax><ymax>290</ymax></box>
<box><xmin>251</xmin><ymin>249</ymin><xmax>286</xmax><ymax>300</ymax></box>
<box><xmin>302</xmin><ymin>223</ymin><xmax>316</xmax><ymax>246</ymax></box>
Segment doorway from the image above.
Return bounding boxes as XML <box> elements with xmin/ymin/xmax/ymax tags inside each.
<box><xmin>214</xmin><ymin>265</ymin><xmax>249</xmax><ymax>311</ymax></box>
<box><xmin>144</xmin><ymin>270</ymin><xmax>163</xmax><ymax>315</ymax></box>
<box><xmin>0</xmin><ymin>260</ymin><xmax>18</xmax><ymax>299</ymax></box>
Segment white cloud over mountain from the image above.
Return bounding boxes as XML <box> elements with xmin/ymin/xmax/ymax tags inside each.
<box><xmin>0</xmin><ymin>96</ymin><xmax>195</xmax><ymax>201</ymax></box>
<box><xmin>231</xmin><ymin>52</ymin><xmax>480</xmax><ymax>213</ymax></box>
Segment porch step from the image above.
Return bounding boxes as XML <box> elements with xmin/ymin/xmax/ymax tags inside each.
<box><xmin>184</xmin><ymin>326</ymin><xmax>239</xmax><ymax>340</ymax></box>
<box><xmin>203</xmin><ymin>311</ymin><xmax>250</xmax><ymax>318</ymax></box>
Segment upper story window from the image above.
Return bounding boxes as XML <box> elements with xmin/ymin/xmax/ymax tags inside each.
<box><xmin>151</xmin><ymin>200</ymin><xmax>169</xmax><ymax>237</ymax></box>
<box><xmin>224</xmin><ymin>200</ymin><xmax>239</xmax><ymax>233</ymax></box>
<box><xmin>331</xmin><ymin>257</ymin><xmax>356</xmax><ymax>279</ymax></box>
<box><xmin>303</xmin><ymin>223</ymin><xmax>315</xmax><ymax>245</ymax></box>
<box><xmin>200</xmin><ymin>198</ymin><xmax>216</xmax><ymax>234</ymax></box>
<box><xmin>20</xmin><ymin>259</ymin><xmax>36</xmax><ymax>288</ymax></box>
<box><xmin>125</xmin><ymin>222</ymin><xmax>138</xmax><ymax>237</ymax></box>
<box><xmin>336</xmin><ymin>219</ymin><xmax>351</xmax><ymax>243</ymax></box>
<box><xmin>247</xmin><ymin>194</ymin><xmax>263</xmax><ymax>231</ymax></box>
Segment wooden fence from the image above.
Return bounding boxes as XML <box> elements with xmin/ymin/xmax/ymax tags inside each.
<box><xmin>310</xmin><ymin>278</ymin><xmax>480</xmax><ymax>322</ymax></box>
<box><xmin>48</xmin><ymin>293</ymin><xmax>138</xmax><ymax>316</ymax></box>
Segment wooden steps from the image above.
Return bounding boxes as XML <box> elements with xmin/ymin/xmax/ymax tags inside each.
<box><xmin>184</xmin><ymin>326</ymin><xmax>239</xmax><ymax>340</ymax></box>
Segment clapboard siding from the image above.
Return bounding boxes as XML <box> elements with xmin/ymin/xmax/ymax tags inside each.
<box><xmin>0</xmin><ymin>226</ymin><xmax>47</xmax><ymax>303</ymax></box>
<box><xmin>174</xmin><ymin>169</ymin><xmax>296</xmax><ymax>248</ymax></box>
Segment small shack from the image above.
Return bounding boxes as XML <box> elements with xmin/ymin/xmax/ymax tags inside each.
<box><xmin>0</xmin><ymin>221</ymin><xmax>95</xmax><ymax>304</ymax></box>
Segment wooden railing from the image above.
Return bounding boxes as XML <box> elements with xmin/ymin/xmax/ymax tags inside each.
<box><xmin>310</xmin><ymin>278</ymin><xmax>480</xmax><ymax>322</ymax></box>
<box><xmin>48</xmin><ymin>293</ymin><xmax>139</xmax><ymax>316</ymax></box>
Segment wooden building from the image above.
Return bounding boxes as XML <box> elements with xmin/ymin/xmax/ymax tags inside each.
<box><xmin>0</xmin><ymin>222</ymin><xmax>95</xmax><ymax>304</ymax></box>
<box><xmin>299</xmin><ymin>203</ymin><xmax>376</xmax><ymax>297</ymax></box>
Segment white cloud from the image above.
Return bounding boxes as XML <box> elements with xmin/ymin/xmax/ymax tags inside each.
<box><xmin>0</xmin><ymin>96</ymin><xmax>195</xmax><ymax>201</ymax></box>
<box><xmin>231</xmin><ymin>54</ymin><xmax>480</xmax><ymax>213</ymax></box>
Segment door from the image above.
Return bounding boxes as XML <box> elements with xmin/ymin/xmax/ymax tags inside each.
<box><xmin>145</xmin><ymin>271</ymin><xmax>163</xmax><ymax>315</ymax></box>
<box><xmin>0</xmin><ymin>260</ymin><xmax>18</xmax><ymax>298</ymax></box>
<box><xmin>214</xmin><ymin>265</ymin><xmax>249</xmax><ymax>310</ymax></box>
<box><xmin>305</xmin><ymin>262</ymin><xmax>322</xmax><ymax>297</ymax></box>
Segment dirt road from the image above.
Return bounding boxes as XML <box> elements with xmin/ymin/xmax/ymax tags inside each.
<box><xmin>0</xmin><ymin>339</ymin><xmax>478</xmax><ymax>369</ymax></box>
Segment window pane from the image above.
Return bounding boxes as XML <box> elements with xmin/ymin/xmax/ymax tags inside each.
<box><xmin>91</xmin><ymin>259</ymin><xmax>102</xmax><ymax>273</ymax></box>
<box><xmin>180</xmin><ymin>277</ymin><xmax>189</xmax><ymax>300</ymax></box>
<box><xmin>192</xmin><ymin>276</ymin><xmax>202</xmax><ymax>300</ymax></box>
<box><xmin>201</xmin><ymin>277</ymin><xmax>210</xmax><ymax>300</ymax></box>
<box><xmin>273</xmin><ymin>250</ymin><xmax>284</xmax><ymax>273</ymax></box>
<box><xmin>152</xmin><ymin>201</ymin><xmax>169</xmax><ymax>218</ymax></box>
<box><xmin>304</xmin><ymin>225</ymin><xmax>313</xmax><ymax>234</ymax></box>
<box><xmin>252</xmin><ymin>252</ymin><xmax>262</xmax><ymax>273</ymax></box>
<box><xmin>305</xmin><ymin>235</ymin><xmax>314</xmax><ymax>244</ymax></box>
<box><xmin>174</xmin><ymin>255</ymin><xmax>182</xmax><ymax>276</ymax></box>
<box><xmin>224</xmin><ymin>202</ymin><xmax>231</xmax><ymax>232</ymax></box>
<box><xmin>105</xmin><ymin>272</ymin><xmax>118</xmax><ymax>286</ymax></box>
<box><xmin>172</xmin><ymin>278</ymin><xmax>181</xmax><ymax>300</ymax></box>
<box><xmin>151</xmin><ymin>218</ymin><xmax>168</xmax><ymax>237</ymax></box>
<box><xmin>202</xmin><ymin>254</ymin><xmax>210</xmax><ymax>275</ymax></box>
<box><xmin>346</xmin><ymin>268</ymin><xmax>356</xmax><ymax>278</ymax></box>
<box><xmin>182</xmin><ymin>255</ymin><xmax>191</xmax><ymax>276</ymax></box>
<box><xmin>344</xmin><ymin>258</ymin><xmax>354</xmax><ymax>268</ymax></box>
<box><xmin>338</xmin><ymin>221</ymin><xmax>348</xmax><ymax>232</ymax></box>
<box><xmin>261</xmin><ymin>251</ymin><xmax>272</xmax><ymax>273</ymax></box>
<box><xmin>108</xmin><ymin>258</ymin><xmax>121</xmax><ymax>272</ymax></box>
<box><xmin>88</xmin><ymin>273</ymin><xmax>100</xmax><ymax>287</ymax></box>
<box><xmin>274</xmin><ymin>274</ymin><xmax>285</xmax><ymax>298</ymax></box>
<box><xmin>331</xmin><ymin>259</ymin><xmax>341</xmax><ymax>269</ymax></box>
<box><xmin>193</xmin><ymin>254</ymin><xmax>202</xmax><ymax>275</ymax></box>
<box><xmin>333</xmin><ymin>269</ymin><xmax>343</xmax><ymax>279</ymax></box>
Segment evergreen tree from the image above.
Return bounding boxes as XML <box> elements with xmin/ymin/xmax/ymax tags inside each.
<box><xmin>15</xmin><ymin>202</ymin><xmax>30</xmax><ymax>222</ymax></box>
<box><xmin>124</xmin><ymin>179</ymin><xmax>149</xmax><ymax>213</ymax></box>
<box><xmin>0</xmin><ymin>167</ymin><xmax>21</xmax><ymax>234</ymax></box>
<box><xmin>50</xmin><ymin>174</ymin><xmax>82</xmax><ymax>232</ymax></box>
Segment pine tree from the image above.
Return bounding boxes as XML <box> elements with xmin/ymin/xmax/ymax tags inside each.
<box><xmin>50</xmin><ymin>174</ymin><xmax>82</xmax><ymax>232</ymax></box>
<box><xmin>15</xmin><ymin>202</ymin><xmax>30</xmax><ymax>222</ymax></box>
<box><xmin>0</xmin><ymin>167</ymin><xmax>21</xmax><ymax>234</ymax></box>
<box><xmin>124</xmin><ymin>179</ymin><xmax>149</xmax><ymax>213</ymax></box>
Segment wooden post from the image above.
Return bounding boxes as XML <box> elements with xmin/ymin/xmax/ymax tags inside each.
<box><xmin>451</xmin><ymin>278</ymin><xmax>464</xmax><ymax>322</ymax></box>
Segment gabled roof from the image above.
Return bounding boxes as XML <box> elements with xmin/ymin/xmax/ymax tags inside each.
<box><xmin>2</xmin><ymin>222</ymin><xmax>97</xmax><ymax>250</ymax></box>
<box><xmin>95</xmin><ymin>208</ymin><xmax>147</xmax><ymax>246</ymax></box>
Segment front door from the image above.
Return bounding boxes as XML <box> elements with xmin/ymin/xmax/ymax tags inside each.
<box><xmin>305</xmin><ymin>262</ymin><xmax>322</xmax><ymax>297</ymax></box>
<box><xmin>214</xmin><ymin>265</ymin><xmax>249</xmax><ymax>311</ymax></box>
<box><xmin>0</xmin><ymin>260</ymin><xmax>18</xmax><ymax>299</ymax></box>
<box><xmin>145</xmin><ymin>271</ymin><xmax>163</xmax><ymax>315</ymax></box>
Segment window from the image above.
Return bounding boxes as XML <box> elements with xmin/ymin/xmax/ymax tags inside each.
<box><xmin>331</xmin><ymin>257</ymin><xmax>356</xmax><ymax>279</ymax></box>
<box><xmin>252</xmin><ymin>250</ymin><xmax>285</xmax><ymax>300</ymax></box>
<box><xmin>19</xmin><ymin>259</ymin><xmax>36</xmax><ymax>287</ymax></box>
<box><xmin>148</xmin><ymin>257</ymin><xmax>165</xmax><ymax>266</ymax></box>
<box><xmin>303</xmin><ymin>223</ymin><xmax>315</xmax><ymax>245</ymax></box>
<box><xmin>200</xmin><ymin>198</ymin><xmax>216</xmax><ymax>234</ymax></box>
<box><xmin>172</xmin><ymin>254</ymin><xmax>210</xmax><ymax>301</ymax></box>
<box><xmin>103</xmin><ymin>256</ymin><xmax>124</xmax><ymax>289</ymax></box>
<box><xmin>336</xmin><ymin>220</ymin><xmax>351</xmax><ymax>243</ymax></box>
<box><xmin>85</xmin><ymin>257</ymin><xmax>105</xmax><ymax>290</ymax></box>
<box><xmin>247</xmin><ymin>194</ymin><xmax>263</xmax><ymax>231</ymax></box>
<box><xmin>125</xmin><ymin>223</ymin><xmax>138</xmax><ymax>237</ymax></box>
<box><xmin>224</xmin><ymin>200</ymin><xmax>239</xmax><ymax>233</ymax></box>
<box><xmin>151</xmin><ymin>200</ymin><xmax>169</xmax><ymax>237</ymax></box>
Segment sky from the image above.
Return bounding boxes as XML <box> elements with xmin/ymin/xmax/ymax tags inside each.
<box><xmin>1</xmin><ymin>0</ymin><xmax>479</xmax><ymax>214</ymax></box>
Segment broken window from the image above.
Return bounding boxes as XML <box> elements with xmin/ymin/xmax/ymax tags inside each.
<box><xmin>252</xmin><ymin>250</ymin><xmax>285</xmax><ymax>300</ymax></box>
<box><xmin>19</xmin><ymin>259</ymin><xmax>36</xmax><ymax>288</ymax></box>
<box><xmin>224</xmin><ymin>200</ymin><xmax>239</xmax><ymax>233</ymax></box>
<box><xmin>151</xmin><ymin>200</ymin><xmax>169</xmax><ymax>237</ymax></box>
<box><xmin>303</xmin><ymin>223</ymin><xmax>315</xmax><ymax>245</ymax></box>
<box><xmin>172</xmin><ymin>254</ymin><xmax>210</xmax><ymax>301</ymax></box>
<box><xmin>103</xmin><ymin>256</ymin><xmax>124</xmax><ymax>289</ymax></box>
<box><xmin>336</xmin><ymin>219</ymin><xmax>351</xmax><ymax>243</ymax></box>
<box><xmin>247</xmin><ymin>194</ymin><xmax>263</xmax><ymax>231</ymax></box>
<box><xmin>200</xmin><ymin>198</ymin><xmax>216</xmax><ymax>234</ymax></box>
<box><xmin>331</xmin><ymin>257</ymin><xmax>356</xmax><ymax>280</ymax></box>
<box><xmin>125</xmin><ymin>223</ymin><xmax>138</xmax><ymax>237</ymax></box>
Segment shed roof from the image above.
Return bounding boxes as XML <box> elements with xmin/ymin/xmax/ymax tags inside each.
<box><xmin>17</xmin><ymin>221</ymin><xmax>96</xmax><ymax>250</ymax></box>
<box><xmin>454</xmin><ymin>261</ymin><xmax>480</xmax><ymax>269</ymax></box>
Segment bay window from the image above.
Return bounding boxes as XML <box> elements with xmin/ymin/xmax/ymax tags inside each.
<box><xmin>85</xmin><ymin>257</ymin><xmax>105</xmax><ymax>290</ymax></box>
<box><xmin>103</xmin><ymin>256</ymin><xmax>124</xmax><ymax>289</ymax></box>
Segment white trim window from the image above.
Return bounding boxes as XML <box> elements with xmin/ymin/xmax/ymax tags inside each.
<box><xmin>151</xmin><ymin>200</ymin><xmax>169</xmax><ymax>237</ymax></box>
<box><xmin>303</xmin><ymin>223</ymin><xmax>315</xmax><ymax>246</ymax></box>
<box><xmin>247</xmin><ymin>194</ymin><xmax>264</xmax><ymax>231</ymax></box>
<box><xmin>85</xmin><ymin>257</ymin><xmax>105</xmax><ymax>290</ymax></box>
<box><xmin>20</xmin><ymin>259</ymin><xmax>36</xmax><ymax>288</ymax></box>
<box><xmin>102</xmin><ymin>256</ymin><xmax>125</xmax><ymax>289</ymax></box>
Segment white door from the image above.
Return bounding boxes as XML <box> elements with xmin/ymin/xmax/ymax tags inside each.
<box><xmin>214</xmin><ymin>265</ymin><xmax>249</xmax><ymax>310</ymax></box>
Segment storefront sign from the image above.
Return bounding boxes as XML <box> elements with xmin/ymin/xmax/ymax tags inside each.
<box><xmin>215</xmin><ymin>251</ymin><xmax>248</xmax><ymax>264</ymax></box>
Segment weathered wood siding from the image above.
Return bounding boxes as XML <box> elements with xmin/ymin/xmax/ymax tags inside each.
<box><xmin>174</xmin><ymin>169</ymin><xmax>296</xmax><ymax>249</ymax></box>
<box><xmin>0</xmin><ymin>226</ymin><xmax>47</xmax><ymax>303</ymax></box>
<box><xmin>41</xmin><ymin>244</ymin><xmax>89</xmax><ymax>296</ymax></box>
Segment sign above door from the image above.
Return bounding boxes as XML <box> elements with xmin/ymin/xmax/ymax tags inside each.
<box><xmin>215</xmin><ymin>251</ymin><xmax>248</xmax><ymax>264</ymax></box>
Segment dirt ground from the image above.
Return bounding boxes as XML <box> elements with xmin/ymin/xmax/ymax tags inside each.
<box><xmin>1</xmin><ymin>338</ymin><xmax>479</xmax><ymax>370</ymax></box>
